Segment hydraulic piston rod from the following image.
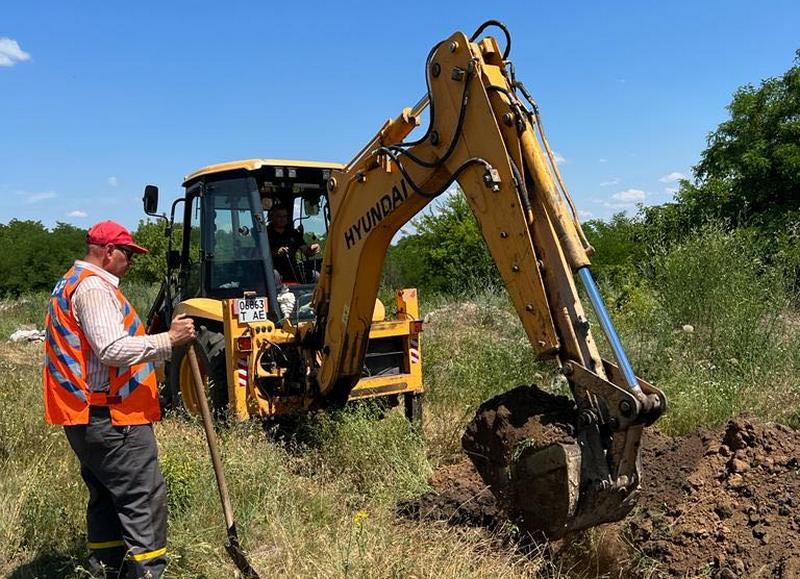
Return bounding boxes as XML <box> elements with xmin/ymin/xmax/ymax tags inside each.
<box><xmin>577</xmin><ymin>266</ymin><xmax>643</xmax><ymax>398</ymax></box>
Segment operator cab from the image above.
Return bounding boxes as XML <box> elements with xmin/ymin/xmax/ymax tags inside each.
<box><xmin>178</xmin><ymin>159</ymin><xmax>342</xmax><ymax>322</ymax></box>
<box><xmin>260</xmin><ymin>167</ymin><xmax>327</xmax><ymax>287</ymax></box>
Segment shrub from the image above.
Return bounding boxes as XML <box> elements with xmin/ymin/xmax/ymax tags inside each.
<box><xmin>614</xmin><ymin>225</ymin><xmax>800</xmax><ymax>433</ymax></box>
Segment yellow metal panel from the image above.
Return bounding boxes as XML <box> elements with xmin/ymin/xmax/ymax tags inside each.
<box><xmin>183</xmin><ymin>158</ymin><xmax>345</xmax><ymax>185</ymax></box>
<box><xmin>368</xmin><ymin>319</ymin><xmax>416</xmax><ymax>338</ymax></box>
<box><xmin>351</xmin><ymin>371</ymin><xmax>422</xmax><ymax>399</ymax></box>
<box><xmin>396</xmin><ymin>288</ymin><xmax>419</xmax><ymax>320</ymax></box>
<box><xmin>372</xmin><ymin>298</ymin><xmax>385</xmax><ymax>322</ymax></box>
<box><xmin>173</xmin><ymin>298</ymin><xmax>224</xmax><ymax>322</ymax></box>
<box><xmin>222</xmin><ymin>298</ymin><xmax>258</xmax><ymax>421</ymax></box>
<box><xmin>350</xmin><ymin>381</ymin><xmax>410</xmax><ymax>400</ymax></box>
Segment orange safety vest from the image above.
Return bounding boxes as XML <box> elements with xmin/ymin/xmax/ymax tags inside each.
<box><xmin>43</xmin><ymin>265</ymin><xmax>161</xmax><ymax>426</ymax></box>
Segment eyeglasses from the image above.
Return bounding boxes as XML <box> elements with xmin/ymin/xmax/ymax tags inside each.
<box><xmin>115</xmin><ymin>245</ymin><xmax>135</xmax><ymax>261</ymax></box>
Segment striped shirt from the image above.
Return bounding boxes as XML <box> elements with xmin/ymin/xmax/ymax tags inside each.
<box><xmin>71</xmin><ymin>260</ymin><xmax>172</xmax><ymax>392</ymax></box>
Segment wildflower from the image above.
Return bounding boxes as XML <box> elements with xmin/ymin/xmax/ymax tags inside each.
<box><xmin>353</xmin><ymin>510</ymin><xmax>369</xmax><ymax>524</ymax></box>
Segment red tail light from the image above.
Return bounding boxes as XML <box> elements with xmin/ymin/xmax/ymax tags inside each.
<box><xmin>411</xmin><ymin>320</ymin><xmax>424</xmax><ymax>333</ymax></box>
<box><xmin>237</xmin><ymin>336</ymin><xmax>252</xmax><ymax>352</ymax></box>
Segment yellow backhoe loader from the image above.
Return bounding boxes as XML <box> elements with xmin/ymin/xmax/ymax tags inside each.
<box><xmin>143</xmin><ymin>160</ymin><xmax>424</xmax><ymax>423</ymax></box>
<box><xmin>143</xmin><ymin>20</ymin><xmax>665</xmax><ymax>538</ymax></box>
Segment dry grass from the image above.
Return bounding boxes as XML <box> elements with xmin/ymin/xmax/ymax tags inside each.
<box><xmin>420</xmin><ymin>293</ymin><xmax>558</xmax><ymax>465</ymax></box>
<box><xmin>0</xmin><ymin>341</ymin><xmax>564</xmax><ymax>579</ymax></box>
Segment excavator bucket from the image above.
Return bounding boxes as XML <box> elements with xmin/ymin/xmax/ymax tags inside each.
<box><xmin>462</xmin><ymin>384</ymin><xmax>640</xmax><ymax>538</ymax></box>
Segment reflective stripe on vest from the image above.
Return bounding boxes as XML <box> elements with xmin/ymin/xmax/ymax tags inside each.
<box><xmin>43</xmin><ymin>265</ymin><xmax>160</xmax><ymax>426</ymax></box>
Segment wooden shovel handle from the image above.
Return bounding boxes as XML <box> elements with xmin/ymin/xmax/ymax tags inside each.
<box><xmin>186</xmin><ymin>345</ymin><xmax>235</xmax><ymax>530</ymax></box>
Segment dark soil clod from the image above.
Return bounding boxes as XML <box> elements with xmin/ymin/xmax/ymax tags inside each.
<box><xmin>396</xmin><ymin>462</ymin><xmax>502</xmax><ymax>528</ymax></box>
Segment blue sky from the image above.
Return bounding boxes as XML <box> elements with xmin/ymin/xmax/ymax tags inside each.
<box><xmin>2</xmin><ymin>1</ymin><xmax>798</xmax><ymax>231</ymax></box>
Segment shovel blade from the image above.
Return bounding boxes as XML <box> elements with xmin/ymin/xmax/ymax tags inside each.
<box><xmin>225</xmin><ymin>529</ymin><xmax>261</xmax><ymax>579</ymax></box>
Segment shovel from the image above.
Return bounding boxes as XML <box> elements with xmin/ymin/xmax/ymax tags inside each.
<box><xmin>186</xmin><ymin>345</ymin><xmax>261</xmax><ymax>578</ymax></box>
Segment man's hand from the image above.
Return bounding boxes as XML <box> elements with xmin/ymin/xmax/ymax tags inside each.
<box><xmin>301</xmin><ymin>243</ymin><xmax>321</xmax><ymax>257</ymax></box>
<box><xmin>168</xmin><ymin>313</ymin><xmax>196</xmax><ymax>346</ymax></box>
<box><xmin>277</xmin><ymin>246</ymin><xmax>290</xmax><ymax>257</ymax></box>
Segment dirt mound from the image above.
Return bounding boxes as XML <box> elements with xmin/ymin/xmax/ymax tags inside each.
<box><xmin>631</xmin><ymin>415</ymin><xmax>800</xmax><ymax>577</ymax></box>
<box><xmin>403</xmin><ymin>414</ymin><xmax>800</xmax><ymax>577</ymax></box>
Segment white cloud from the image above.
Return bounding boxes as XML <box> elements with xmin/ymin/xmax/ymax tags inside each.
<box><xmin>107</xmin><ymin>176</ymin><xmax>119</xmax><ymax>187</ymax></box>
<box><xmin>659</xmin><ymin>171</ymin><xmax>686</xmax><ymax>183</ymax></box>
<box><xmin>664</xmin><ymin>187</ymin><xmax>679</xmax><ymax>195</ymax></box>
<box><xmin>603</xmin><ymin>188</ymin><xmax>646</xmax><ymax>209</ymax></box>
<box><xmin>22</xmin><ymin>190</ymin><xmax>57</xmax><ymax>204</ymax></box>
<box><xmin>612</xmin><ymin>189</ymin><xmax>646</xmax><ymax>203</ymax></box>
<box><xmin>578</xmin><ymin>210</ymin><xmax>593</xmax><ymax>220</ymax></box>
<box><xmin>552</xmin><ymin>152</ymin><xmax>566</xmax><ymax>165</ymax></box>
<box><xmin>67</xmin><ymin>210</ymin><xmax>88</xmax><ymax>218</ymax></box>
<box><xmin>600</xmin><ymin>177</ymin><xmax>620</xmax><ymax>187</ymax></box>
<box><xmin>0</xmin><ymin>37</ymin><xmax>31</xmax><ymax>68</ymax></box>
<box><xmin>599</xmin><ymin>158</ymin><xmax>608</xmax><ymax>164</ymax></box>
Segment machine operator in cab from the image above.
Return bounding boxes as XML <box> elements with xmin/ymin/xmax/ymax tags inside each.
<box><xmin>266</xmin><ymin>206</ymin><xmax>320</xmax><ymax>283</ymax></box>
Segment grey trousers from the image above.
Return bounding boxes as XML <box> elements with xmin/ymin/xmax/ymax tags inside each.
<box><xmin>64</xmin><ymin>406</ymin><xmax>167</xmax><ymax>579</ymax></box>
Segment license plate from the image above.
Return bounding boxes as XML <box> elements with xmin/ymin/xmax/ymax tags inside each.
<box><xmin>236</xmin><ymin>297</ymin><xmax>267</xmax><ymax>323</ymax></box>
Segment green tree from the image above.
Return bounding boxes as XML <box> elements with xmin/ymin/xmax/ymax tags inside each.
<box><xmin>689</xmin><ymin>50</ymin><xmax>800</xmax><ymax>226</ymax></box>
<box><xmin>125</xmin><ymin>220</ymin><xmax>173</xmax><ymax>283</ymax></box>
<box><xmin>383</xmin><ymin>235</ymin><xmax>427</xmax><ymax>290</ymax></box>
<box><xmin>0</xmin><ymin>220</ymin><xmax>86</xmax><ymax>295</ymax></box>
<box><xmin>582</xmin><ymin>214</ymin><xmax>646</xmax><ymax>283</ymax></box>
<box><xmin>127</xmin><ymin>218</ymin><xmax>201</xmax><ymax>288</ymax></box>
<box><xmin>384</xmin><ymin>193</ymin><xmax>497</xmax><ymax>294</ymax></box>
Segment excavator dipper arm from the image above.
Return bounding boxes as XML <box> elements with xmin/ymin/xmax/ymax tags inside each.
<box><xmin>309</xmin><ymin>22</ymin><xmax>665</xmax><ymax>536</ymax></box>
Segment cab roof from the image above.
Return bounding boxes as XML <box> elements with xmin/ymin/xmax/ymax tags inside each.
<box><xmin>182</xmin><ymin>158</ymin><xmax>344</xmax><ymax>186</ymax></box>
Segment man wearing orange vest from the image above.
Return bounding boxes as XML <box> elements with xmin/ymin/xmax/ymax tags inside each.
<box><xmin>44</xmin><ymin>220</ymin><xmax>195</xmax><ymax>579</ymax></box>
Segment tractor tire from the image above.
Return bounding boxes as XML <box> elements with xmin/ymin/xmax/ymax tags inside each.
<box><xmin>166</xmin><ymin>325</ymin><xmax>229</xmax><ymax>418</ymax></box>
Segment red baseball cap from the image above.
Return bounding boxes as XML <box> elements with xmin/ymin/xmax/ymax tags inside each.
<box><xmin>86</xmin><ymin>221</ymin><xmax>149</xmax><ymax>254</ymax></box>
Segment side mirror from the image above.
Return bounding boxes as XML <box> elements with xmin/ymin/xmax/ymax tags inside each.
<box><xmin>167</xmin><ymin>249</ymin><xmax>181</xmax><ymax>270</ymax></box>
<box><xmin>143</xmin><ymin>185</ymin><xmax>159</xmax><ymax>215</ymax></box>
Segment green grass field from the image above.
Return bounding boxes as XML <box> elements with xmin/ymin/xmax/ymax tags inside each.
<box><xmin>3</xmin><ymin>227</ymin><xmax>800</xmax><ymax>578</ymax></box>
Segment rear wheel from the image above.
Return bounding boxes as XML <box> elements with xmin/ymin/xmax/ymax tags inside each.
<box><xmin>167</xmin><ymin>325</ymin><xmax>229</xmax><ymax>418</ymax></box>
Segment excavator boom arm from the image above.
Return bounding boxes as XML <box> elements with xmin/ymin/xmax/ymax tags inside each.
<box><xmin>310</xmin><ymin>23</ymin><xmax>665</xmax><ymax>536</ymax></box>
<box><xmin>314</xmin><ymin>30</ymin><xmax>594</xmax><ymax>399</ymax></box>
